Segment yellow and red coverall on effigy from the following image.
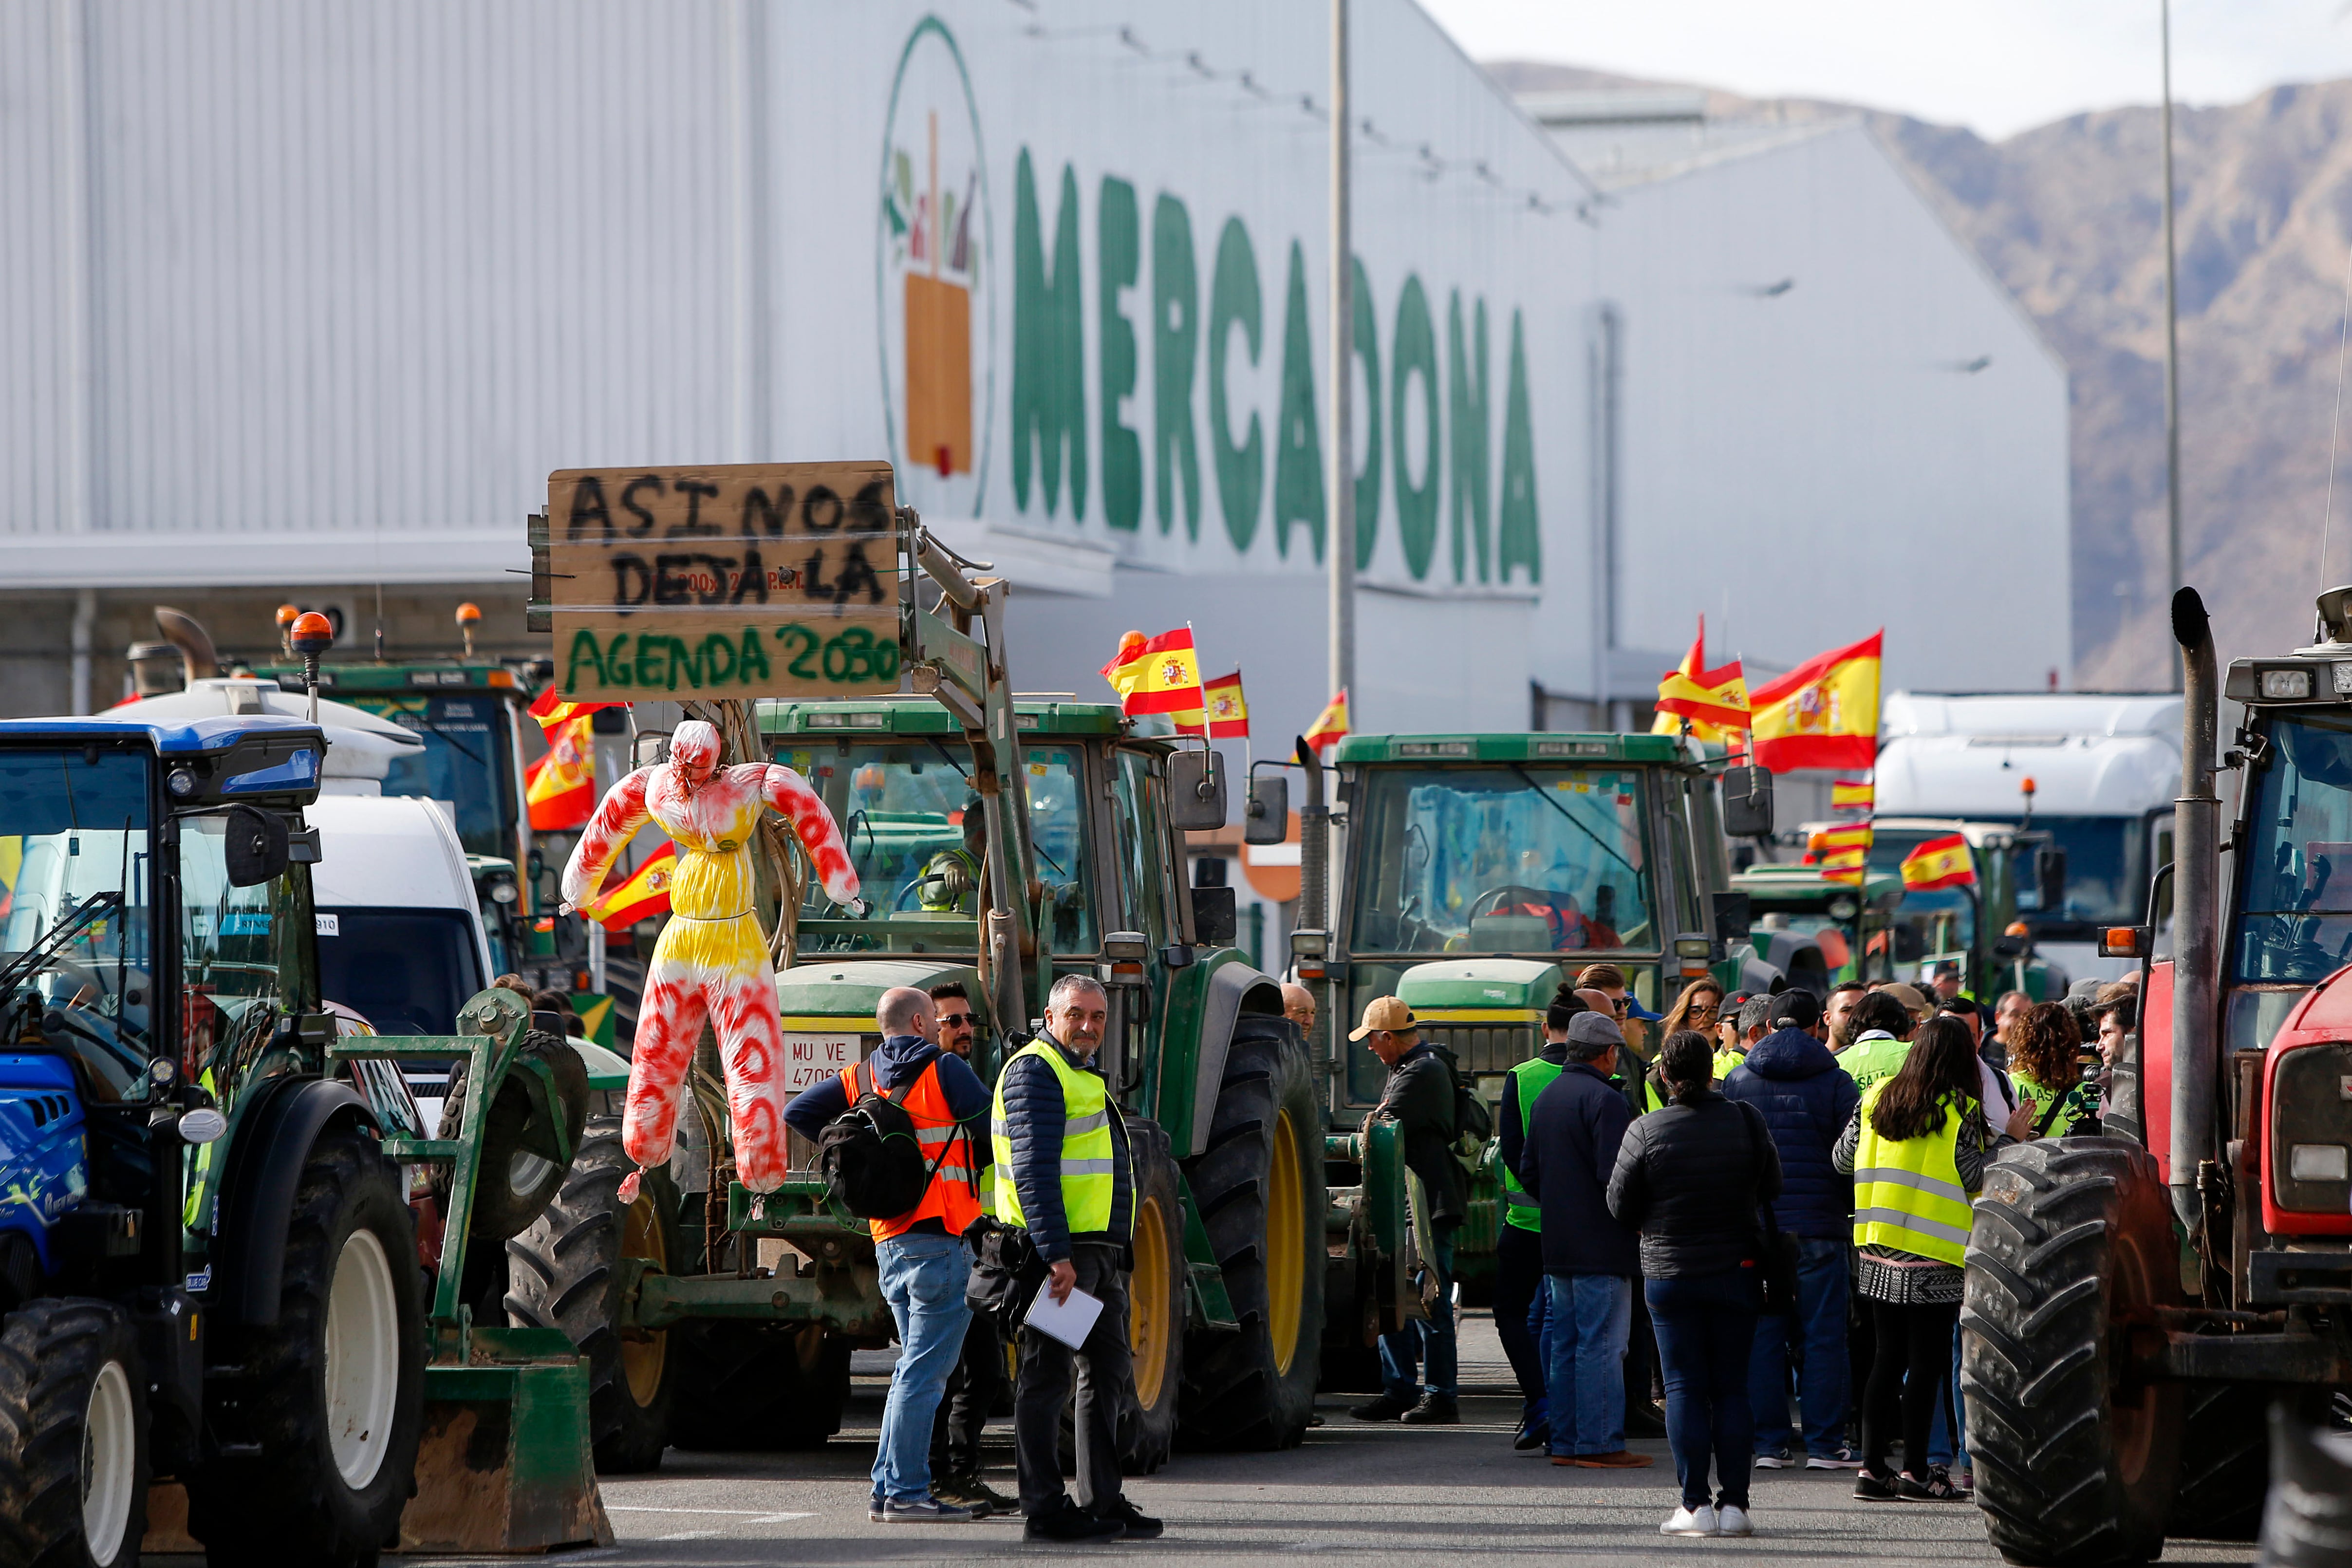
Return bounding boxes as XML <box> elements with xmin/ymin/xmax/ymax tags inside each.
<box><xmin>562</xmin><ymin>720</ymin><xmax>859</xmax><ymax>1192</ymax></box>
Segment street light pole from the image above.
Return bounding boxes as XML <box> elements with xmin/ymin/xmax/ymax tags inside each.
<box><xmin>1328</xmin><ymin>0</ymin><xmax>1355</xmax><ymax>720</ymax></box>
<box><xmin>2162</xmin><ymin>0</ymin><xmax>2184</xmax><ymax>691</ymax></box>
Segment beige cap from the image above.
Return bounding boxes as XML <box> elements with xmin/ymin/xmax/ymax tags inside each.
<box><xmin>1349</xmin><ymin>995</ymin><xmax>1417</xmax><ymax>1041</ymax></box>
<box><xmin>1881</xmin><ymin>981</ymin><xmax>1933</xmax><ymax>1020</ymax></box>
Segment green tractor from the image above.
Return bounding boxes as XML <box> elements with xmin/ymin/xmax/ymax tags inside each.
<box><xmin>1837</xmin><ymin>817</ymin><xmax>2072</xmax><ymax>1001</ymax></box>
<box><xmin>1732</xmin><ymin>861</ymin><xmax>1907</xmax><ymax>992</ymax></box>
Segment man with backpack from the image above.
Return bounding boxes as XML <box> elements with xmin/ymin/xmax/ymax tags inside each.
<box><xmin>1347</xmin><ymin>996</ymin><xmax>1468</xmax><ymax>1426</ymax></box>
<box><xmin>783</xmin><ymin>986</ymin><xmax>989</xmax><ymax>1523</ymax></box>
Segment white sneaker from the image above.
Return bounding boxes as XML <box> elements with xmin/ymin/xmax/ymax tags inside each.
<box><xmin>1716</xmin><ymin>1504</ymin><xmax>1754</xmax><ymax>1537</ymax></box>
<box><xmin>1661</xmin><ymin>1505</ymin><xmax>1718</xmax><ymax>1536</ymax></box>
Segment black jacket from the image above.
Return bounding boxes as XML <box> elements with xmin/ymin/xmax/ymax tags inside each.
<box><xmin>1517</xmin><ymin>1061</ymin><xmax>1639</xmax><ymax>1276</ymax></box>
<box><xmin>995</xmin><ymin>1034</ymin><xmax>1133</xmax><ymax>1263</ymax></box>
<box><xmin>1373</xmin><ymin>1042</ymin><xmax>1465</xmax><ymax>1226</ymax></box>
<box><xmin>1721</xmin><ymin>1027</ymin><xmax>1859</xmax><ymax>1239</ymax></box>
<box><xmin>1605</xmin><ymin>1090</ymin><xmax>1783</xmax><ymax>1278</ymax></box>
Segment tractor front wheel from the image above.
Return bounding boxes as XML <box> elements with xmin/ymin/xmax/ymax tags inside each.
<box><xmin>0</xmin><ymin>1299</ymin><xmax>149</xmax><ymax>1568</ymax></box>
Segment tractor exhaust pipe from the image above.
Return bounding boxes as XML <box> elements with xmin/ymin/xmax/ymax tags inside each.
<box><xmin>2171</xmin><ymin>586</ymin><xmax>2221</xmax><ymax>1234</ymax></box>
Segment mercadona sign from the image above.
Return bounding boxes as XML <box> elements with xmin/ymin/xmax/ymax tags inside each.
<box><xmin>541</xmin><ymin>461</ymin><xmax>905</xmax><ymax>701</ymax></box>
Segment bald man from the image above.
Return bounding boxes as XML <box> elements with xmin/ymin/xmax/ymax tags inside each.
<box><xmin>1282</xmin><ymin>982</ymin><xmax>1317</xmax><ymax>1041</ymax></box>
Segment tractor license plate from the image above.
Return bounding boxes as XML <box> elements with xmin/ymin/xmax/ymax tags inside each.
<box><xmin>780</xmin><ymin>1031</ymin><xmax>863</xmax><ymax>1095</ymax></box>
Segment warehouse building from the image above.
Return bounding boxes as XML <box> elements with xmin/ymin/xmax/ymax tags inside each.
<box><xmin>1</xmin><ymin>1</ymin><xmax>2064</xmax><ymax>748</ymax></box>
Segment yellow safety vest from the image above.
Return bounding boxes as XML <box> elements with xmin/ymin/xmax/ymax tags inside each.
<box><xmin>1839</xmin><ymin>1034</ymin><xmax>1913</xmax><ymax>1096</ymax></box>
<box><xmin>1851</xmin><ymin>1080</ymin><xmax>1975</xmax><ymax>1267</ymax></box>
<box><xmin>1499</xmin><ymin>1056</ymin><xmax>1564</xmax><ymax>1233</ymax></box>
<box><xmin>1712</xmin><ymin>1047</ymin><xmax>1744</xmax><ymax>1082</ymax></box>
<box><xmin>992</xmin><ymin>1039</ymin><xmax>1122</xmax><ymax>1235</ymax></box>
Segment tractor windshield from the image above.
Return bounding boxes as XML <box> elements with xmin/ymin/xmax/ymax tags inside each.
<box><xmin>784</xmin><ymin>740</ymin><xmax>1095</xmax><ymax>953</ymax></box>
<box><xmin>1347</xmin><ymin>766</ymin><xmax>1654</xmax><ymax>954</ymax></box>
<box><xmin>0</xmin><ymin>748</ymin><xmax>155</xmax><ymax>1097</ymax></box>
<box><xmin>361</xmin><ymin>695</ymin><xmax>518</xmax><ymax>859</ymax></box>
<box><xmin>2234</xmin><ymin>712</ymin><xmax>2352</xmax><ymax>984</ymax></box>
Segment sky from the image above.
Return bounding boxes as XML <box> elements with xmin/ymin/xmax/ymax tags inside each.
<box><xmin>1419</xmin><ymin>0</ymin><xmax>2352</xmax><ymax>141</ymax></box>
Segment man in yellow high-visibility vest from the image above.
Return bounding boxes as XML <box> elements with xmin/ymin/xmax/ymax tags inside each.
<box><xmin>994</xmin><ymin>975</ymin><xmax>1155</xmax><ymax>1544</ymax></box>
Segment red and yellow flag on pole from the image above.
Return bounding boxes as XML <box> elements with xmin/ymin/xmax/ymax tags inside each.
<box><xmin>525</xmin><ymin>712</ymin><xmax>597</xmax><ymax>830</ymax></box>
<box><xmin>585</xmin><ymin>841</ymin><xmax>677</xmax><ymax>931</ymax></box>
<box><xmin>1900</xmin><ymin>833</ymin><xmax>1977</xmax><ymax>892</ymax></box>
<box><xmin>1177</xmin><ymin>671</ymin><xmax>1250</xmax><ymax>739</ymax></box>
<box><xmin>1748</xmin><ymin>631</ymin><xmax>1883</xmax><ymax>773</ymax></box>
<box><xmin>1100</xmin><ymin>628</ymin><xmax>1205</xmax><ymax>717</ymax></box>
<box><xmin>1650</xmin><ymin>617</ymin><xmax>1750</xmax><ymax>740</ymax></box>
<box><xmin>528</xmin><ymin>686</ymin><xmax>622</xmax><ymax>732</ymax></box>
<box><xmin>1831</xmin><ymin>779</ymin><xmax>1875</xmax><ymax>812</ymax></box>
<box><xmin>1809</xmin><ymin>823</ymin><xmax>1873</xmax><ymax>886</ymax></box>
<box><xmin>1304</xmin><ymin>689</ymin><xmax>1349</xmax><ymax>754</ymax></box>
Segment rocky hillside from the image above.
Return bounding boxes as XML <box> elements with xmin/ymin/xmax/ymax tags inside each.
<box><xmin>1492</xmin><ymin>60</ymin><xmax>2352</xmax><ymax>683</ymax></box>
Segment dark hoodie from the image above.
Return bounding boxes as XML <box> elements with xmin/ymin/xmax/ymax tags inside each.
<box><xmin>1720</xmin><ymin>1026</ymin><xmax>1861</xmax><ymax>1238</ymax></box>
<box><xmin>783</xmin><ymin>1034</ymin><xmax>991</xmax><ymax>1236</ymax></box>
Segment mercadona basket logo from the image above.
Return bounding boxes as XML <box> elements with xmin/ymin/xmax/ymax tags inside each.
<box><xmin>877</xmin><ymin>16</ymin><xmax>994</xmax><ymax>522</ymax></box>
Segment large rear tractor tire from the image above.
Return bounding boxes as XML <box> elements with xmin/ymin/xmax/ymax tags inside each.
<box><xmin>2167</xmin><ymin>1381</ymin><xmax>2267</xmax><ymax>1542</ymax></box>
<box><xmin>0</xmin><ymin>1299</ymin><xmax>149</xmax><ymax>1568</ymax></box>
<box><xmin>668</xmin><ymin>1323</ymin><xmax>852</xmax><ymax>1451</ymax></box>
<box><xmin>190</xmin><ymin>1124</ymin><xmax>427</xmax><ymax>1568</ymax></box>
<box><xmin>1178</xmin><ymin>1012</ymin><xmax>1325</xmax><ymax>1451</ymax></box>
<box><xmin>1961</xmin><ymin>1138</ymin><xmax>2184</xmax><ymax>1567</ymax></box>
<box><xmin>504</xmin><ymin>1117</ymin><xmax>683</xmax><ymax>1474</ymax></box>
<box><xmin>436</xmin><ymin>1029</ymin><xmax>591</xmax><ymax>1242</ymax></box>
<box><xmin>1058</xmin><ymin>1118</ymin><xmax>1188</xmax><ymax>1476</ymax></box>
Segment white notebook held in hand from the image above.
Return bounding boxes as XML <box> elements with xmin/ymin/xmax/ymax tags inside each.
<box><xmin>1024</xmin><ymin>1280</ymin><xmax>1105</xmax><ymax>1349</ymax></box>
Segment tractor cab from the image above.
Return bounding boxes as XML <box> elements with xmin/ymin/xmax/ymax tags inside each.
<box><xmin>1731</xmin><ymin>861</ymin><xmax>1905</xmax><ymax>990</ymax></box>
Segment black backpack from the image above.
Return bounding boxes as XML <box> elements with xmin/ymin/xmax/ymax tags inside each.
<box><xmin>816</xmin><ymin>1061</ymin><xmax>963</xmax><ymax>1220</ymax></box>
<box><xmin>1428</xmin><ymin>1044</ymin><xmax>1493</xmax><ymax>1156</ymax></box>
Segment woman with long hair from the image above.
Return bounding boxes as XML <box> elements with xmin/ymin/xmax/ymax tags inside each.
<box><xmin>2007</xmin><ymin>1002</ymin><xmax>2093</xmax><ymax>1139</ymax></box>
<box><xmin>1660</xmin><ymin>979</ymin><xmax>1725</xmax><ymax>1049</ymax></box>
<box><xmin>1832</xmin><ymin>1016</ymin><xmax>2023</xmax><ymax>1501</ymax></box>
<box><xmin>1607</xmin><ymin>1029</ymin><xmax>1783</xmax><ymax>1538</ymax></box>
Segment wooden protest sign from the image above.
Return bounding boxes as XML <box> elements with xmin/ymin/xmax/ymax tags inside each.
<box><xmin>543</xmin><ymin>462</ymin><xmax>905</xmax><ymax>701</ymax></box>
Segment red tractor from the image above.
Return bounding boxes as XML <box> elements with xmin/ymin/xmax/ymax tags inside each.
<box><xmin>1964</xmin><ymin>586</ymin><xmax>2352</xmax><ymax>1563</ymax></box>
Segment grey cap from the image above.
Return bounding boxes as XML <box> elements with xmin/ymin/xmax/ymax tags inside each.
<box><xmin>1566</xmin><ymin>1011</ymin><xmax>1623</xmax><ymax>1050</ymax></box>
<box><xmin>2067</xmin><ymin>976</ymin><xmax>2106</xmax><ymax>1001</ymax></box>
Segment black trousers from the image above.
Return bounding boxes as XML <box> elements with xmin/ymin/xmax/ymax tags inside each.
<box><xmin>1493</xmin><ymin>1224</ymin><xmax>1547</xmax><ymax>1418</ymax></box>
<box><xmin>930</xmin><ymin>1307</ymin><xmax>1002</xmax><ymax>1478</ymax></box>
<box><xmin>1862</xmin><ymin>1297</ymin><xmax>1960</xmax><ymax>1477</ymax></box>
<box><xmin>1014</xmin><ymin>1245</ymin><xmax>1132</xmax><ymax>1514</ymax></box>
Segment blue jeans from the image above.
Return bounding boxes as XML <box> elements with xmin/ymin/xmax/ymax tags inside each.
<box><xmin>1648</xmin><ymin>1270</ymin><xmax>1761</xmax><ymax>1511</ymax></box>
<box><xmin>872</xmin><ymin>1232</ymin><xmax>972</xmax><ymax>1505</ymax></box>
<box><xmin>1747</xmin><ymin>1236</ymin><xmax>1851</xmax><ymax>1457</ymax></box>
<box><xmin>1928</xmin><ymin>1327</ymin><xmax>1966</xmax><ymax>1470</ymax></box>
<box><xmin>1380</xmin><ymin>1226</ymin><xmax>1457</xmax><ymax>1400</ymax></box>
<box><xmin>1544</xmin><ymin>1273</ymin><xmax>1631</xmax><ymax>1456</ymax></box>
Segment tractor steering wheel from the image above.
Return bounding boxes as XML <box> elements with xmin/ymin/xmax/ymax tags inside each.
<box><xmin>1467</xmin><ymin>885</ymin><xmax>1561</xmax><ymax>922</ymax></box>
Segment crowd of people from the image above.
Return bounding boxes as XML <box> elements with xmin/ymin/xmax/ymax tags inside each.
<box><xmin>1347</xmin><ymin>960</ymin><xmax>2141</xmax><ymax>1540</ymax></box>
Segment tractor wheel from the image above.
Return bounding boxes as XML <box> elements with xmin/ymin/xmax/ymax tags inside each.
<box><xmin>190</xmin><ymin>1123</ymin><xmax>426</xmax><ymax>1568</ymax></box>
<box><xmin>668</xmin><ymin>1323</ymin><xmax>852</xmax><ymax>1451</ymax></box>
<box><xmin>1056</xmin><ymin>1119</ymin><xmax>1188</xmax><ymax>1476</ymax></box>
<box><xmin>2167</xmin><ymin>1381</ymin><xmax>2268</xmax><ymax>1542</ymax></box>
<box><xmin>1962</xmin><ymin>1138</ymin><xmax>2183</xmax><ymax>1566</ymax></box>
<box><xmin>435</xmin><ymin>1028</ymin><xmax>590</xmax><ymax>1242</ymax></box>
<box><xmin>0</xmin><ymin>1299</ymin><xmax>149</xmax><ymax>1568</ymax></box>
<box><xmin>504</xmin><ymin>1118</ymin><xmax>682</xmax><ymax>1474</ymax></box>
<box><xmin>1177</xmin><ymin>1012</ymin><xmax>1325</xmax><ymax>1451</ymax></box>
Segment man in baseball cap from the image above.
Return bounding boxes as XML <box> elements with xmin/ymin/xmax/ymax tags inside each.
<box><xmin>1348</xmin><ymin>997</ymin><xmax>1467</xmax><ymax>1425</ymax></box>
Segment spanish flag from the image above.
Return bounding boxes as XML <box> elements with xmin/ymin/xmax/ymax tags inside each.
<box><xmin>1100</xmin><ymin>628</ymin><xmax>1204</xmax><ymax>717</ymax></box>
<box><xmin>585</xmin><ymin>841</ymin><xmax>676</xmax><ymax>931</ymax></box>
<box><xmin>1819</xmin><ymin>849</ymin><xmax>1869</xmax><ymax>886</ymax></box>
<box><xmin>525</xmin><ymin>712</ymin><xmax>596</xmax><ymax>831</ymax></box>
<box><xmin>1831</xmin><ymin>779</ymin><xmax>1875</xmax><ymax>812</ymax></box>
<box><xmin>1304</xmin><ymin>689</ymin><xmax>1349</xmax><ymax>754</ymax></box>
<box><xmin>1177</xmin><ymin>670</ymin><xmax>1250</xmax><ymax>740</ymax></box>
<box><xmin>1650</xmin><ymin>618</ymin><xmax>1750</xmax><ymax>739</ymax></box>
<box><xmin>1748</xmin><ymin>631</ymin><xmax>1883</xmax><ymax>773</ymax></box>
<box><xmin>1810</xmin><ymin>823</ymin><xmax>1873</xmax><ymax>860</ymax></box>
<box><xmin>1901</xmin><ymin>833</ymin><xmax>1977</xmax><ymax>892</ymax></box>
<box><xmin>529</xmin><ymin>686</ymin><xmax>622</xmax><ymax>732</ymax></box>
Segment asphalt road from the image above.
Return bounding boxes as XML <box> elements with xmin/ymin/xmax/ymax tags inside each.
<box><xmin>166</xmin><ymin>1313</ymin><xmax>2264</xmax><ymax>1567</ymax></box>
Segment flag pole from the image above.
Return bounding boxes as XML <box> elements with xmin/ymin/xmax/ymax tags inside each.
<box><xmin>1327</xmin><ymin>0</ymin><xmax>1355</xmax><ymax>723</ymax></box>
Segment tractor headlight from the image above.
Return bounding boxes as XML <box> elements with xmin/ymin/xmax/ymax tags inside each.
<box><xmin>2290</xmin><ymin>1143</ymin><xmax>2350</xmax><ymax>1182</ymax></box>
<box><xmin>489</xmin><ymin>877</ymin><xmax>520</xmax><ymax>905</ymax></box>
<box><xmin>167</xmin><ymin>767</ymin><xmax>199</xmax><ymax>800</ymax></box>
<box><xmin>2262</xmin><ymin>667</ymin><xmax>2315</xmax><ymax>701</ymax></box>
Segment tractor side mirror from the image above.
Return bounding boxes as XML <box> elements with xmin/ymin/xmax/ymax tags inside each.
<box><xmin>1721</xmin><ymin>765</ymin><xmax>1774</xmax><ymax>839</ymax></box>
<box><xmin>1190</xmin><ymin>884</ymin><xmax>1238</xmax><ymax>947</ymax></box>
<box><xmin>1166</xmin><ymin>748</ymin><xmax>1227</xmax><ymax>830</ymax></box>
<box><xmin>1245</xmin><ymin>776</ymin><xmax>1289</xmax><ymax>845</ymax></box>
<box><xmin>1711</xmin><ymin>891</ymin><xmax>1752</xmax><ymax>945</ymax></box>
<box><xmin>223</xmin><ymin>804</ymin><xmax>290</xmax><ymax>888</ymax></box>
<box><xmin>1993</xmin><ymin>933</ymin><xmax>2027</xmax><ymax>960</ymax></box>
<box><xmin>2036</xmin><ymin>846</ymin><xmax>2069</xmax><ymax>913</ymax></box>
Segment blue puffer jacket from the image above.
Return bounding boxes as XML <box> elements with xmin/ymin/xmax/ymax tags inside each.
<box><xmin>1721</xmin><ymin>1027</ymin><xmax>1860</xmax><ymax>1239</ymax></box>
<box><xmin>996</xmin><ymin>1034</ymin><xmax>1133</xmax><ymax>1263</ymax></box>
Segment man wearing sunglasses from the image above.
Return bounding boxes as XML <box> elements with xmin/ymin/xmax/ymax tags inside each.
<box><xmin>924</xmin><ymin>981</ymin><xmax>1018</xmax><ymax>1518</ymax></box>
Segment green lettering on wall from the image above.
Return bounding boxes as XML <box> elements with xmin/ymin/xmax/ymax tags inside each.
<box><xmin>1351</xmin><ymin>255</ymin><xmax>1382</xmax><ymax>571</ymax></box>
<box><xmin>1498</xmin><ymin>308</ymin><xmax>1541</xmax><ymax>584</ymax></box>
<box><xmin>1447</xmin><ymin>290</ymin><xmax>1491</xmax><ymax>584</ymax></box>
<box><xmin>565</xmin><ymin>629</ymin><xmax>608</xmax><ymax>689</ymax></box>
<box><xmin>1012</xmin><ymin>149</ymin><xmax>1087</xmax><ymax>520</ymax></box>
<box><xmin>738</xmin><ymin>627</ymin><xmax>771</xmax><ymax>683</ymax></box>
<box><xmin>1392</xmin><ymin>274</ymin><xmax>1439</xmax><ymax>581</ymax></box>
<box><xmin>1208</xmin><ymin>216</ymin><xmax>1263</xmax><ymax>554</ymax></box>
<box><xmin>1098</xmin><ymin>175</ymin><xmax>1142</xmax><ymax>532</ymax></box>
<box><xmin>1152</xmin><ymin>194</ymin><xmax>1200</xmax><ymax>540</ymax></box>
<box><xmin>1272</xmin><ymin>241</ymin><xmax>1324</xmax><ymax>560</ymax></box>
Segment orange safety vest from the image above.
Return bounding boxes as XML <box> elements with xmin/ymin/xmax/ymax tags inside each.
<box><xmin>839</xmin><ymin>1059</ymin><xmax>983</xmax><ymax>1242</ymax></box>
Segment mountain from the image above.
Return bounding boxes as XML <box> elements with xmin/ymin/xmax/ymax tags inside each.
<box><xmin>1490</xmin><ymin>59</ymin><xmax>2352</xmax><ymax>683</ymax></box>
